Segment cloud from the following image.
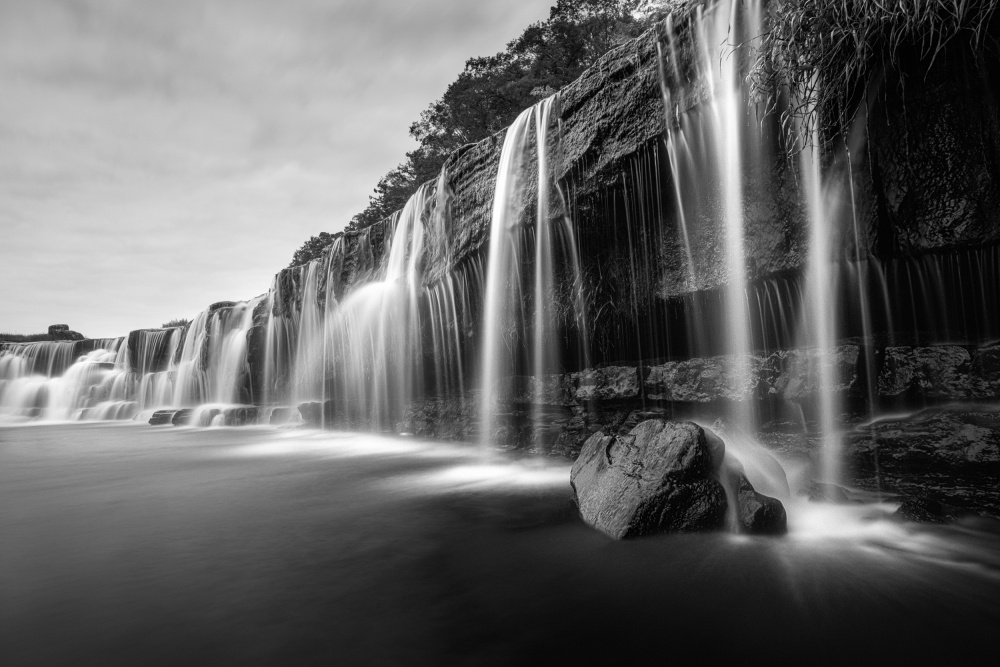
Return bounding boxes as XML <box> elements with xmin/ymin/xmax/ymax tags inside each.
<box><xmin>0</xmin><ymin>0</ymin><xmax>552</xmax><ymax>337</ymax></box>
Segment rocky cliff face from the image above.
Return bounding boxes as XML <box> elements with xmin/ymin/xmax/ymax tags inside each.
<box><xmin>269</xmin><ymin>18</ymin><xmax>1000</xmax><ymax>365</ymax></box>
<box><xmin>41</xmin><ymin>12</ymin><xmax>993</xmax><ymax>411</ymax></box>
<box><xmin>862</xmin><ymin>44</ymin><xmax>1000</xmax><ymax>257</ymax></box>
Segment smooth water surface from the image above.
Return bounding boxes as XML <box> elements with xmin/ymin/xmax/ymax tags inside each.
<box><xmin>2</xmin><ymin>424</ymin><xmax>999</xmax><ymax>664</ymax></box>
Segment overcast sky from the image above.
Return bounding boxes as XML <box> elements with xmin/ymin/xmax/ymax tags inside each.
<box><xmin>0</xmin><ymin>0</ymin><xmax>552</xmax><ymax>338</ymax></box>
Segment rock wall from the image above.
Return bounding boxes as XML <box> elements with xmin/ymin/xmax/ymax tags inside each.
<box><xmin>389</xmin><ymin>341</ymin><xmax>1000</xmax><ymax>455</ymax></box>
<box><xmin>266</xmin><ymin>15</ymin><xmax>1000</xmax><ymax>367</ymax></box>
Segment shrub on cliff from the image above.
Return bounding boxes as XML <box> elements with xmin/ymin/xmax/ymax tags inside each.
<box><xmin>344</xmin><ymin>1</ymin><xmax>651</xmax><ymax>232</ymax></box>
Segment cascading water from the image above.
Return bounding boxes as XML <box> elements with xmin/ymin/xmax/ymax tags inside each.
<box><xmin>661</xmin><ymin>0</ymin><xmax>763</xmax><ymax>433</ymax></box>
<box><xmin>135</xmin><ymin>328</ymin><xmax>181</xmax><ymax>411</ymax></box>
<box><xmin>800</xmin><ymin>119</ymin><xmax>844</xmax><ymax>486</ymax></box>
<box><xmin>479</xmin><ymin>94</ymin><xmax>587</xmax><ymax>448</ymax></box>
<box><xmin>0</xmin><ymin>294</ymin><xmax>270</xmax><ymax>424</ymax></box>
<box><xmin>321</xmin><ymin>183</ymin><xmax>430</xmax><ymax>427</ymax></box>
<box><xmin>0</xmin><ymin>338</ymin><xmax>131</xmax><ymax>421</ymax></box>
<box><xmin>653</xmin><ymin>0</ymin><xmax>891</xmax><ymax>519</ymax></box>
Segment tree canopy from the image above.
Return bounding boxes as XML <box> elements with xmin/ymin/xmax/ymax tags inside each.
<box><xmin>289</xmin><ymin>0</ymin><xmax>651</xmax><ymax>267</ymax></box>
<box><xmin>288</xmin><ymin>232</ymin><xmax>338</xmax><ymax>269</ymax></box>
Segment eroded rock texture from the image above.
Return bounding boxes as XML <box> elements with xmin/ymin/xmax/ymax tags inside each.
<box><xmin>570</xmin><ymin>419</ymin><xmax>788</xmax><ymax>538</ymax></box>
<box><xmin>570</xmin><ymin>420</ymin><xmax>727</xmax><ymax>538</ymax></box>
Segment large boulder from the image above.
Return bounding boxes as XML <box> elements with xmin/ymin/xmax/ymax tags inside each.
<box><xmin>570</xmin><ymin>420</ymin><xmax>728</xmax><ymax>538</ymax></box>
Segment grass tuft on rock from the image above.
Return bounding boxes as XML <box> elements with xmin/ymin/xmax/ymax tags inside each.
<box><xmin>748</xmin><ymin>0</ymin><xmax>1000</xmax><ymax>144</ymax></box>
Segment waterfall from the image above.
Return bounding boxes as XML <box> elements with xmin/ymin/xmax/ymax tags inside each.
<box><xmin>262</xmin><ymin>274</ymin><xmax>297</xmax><ymax>406</ymax></box>
<box><xmin>800</xmin><ymin>121</ymin><xmax>843</xmax><ymax>485</ymax></box>
<box><xmin>0</xmin><ymin>338</ymin><xmax>130</xmax><ymax>421</ymax></box>
<box><xmin>320</xmin><ymin>182</ymin><xmax>430</xmax><ymax>427</ymax></box>
<box><xmin>661</xmin><ymin>0</ymin><xmax>764</xmax><ymax>432</ymax></box>
<box><xmin>479</xmin><ymin>94</ymin><xmax>587</xmax><ymax>447</ymax></box>
<box><xmin>292</xmin><ymin>256</ymin><xmax>328</xmax><ymax>403</ymax></box>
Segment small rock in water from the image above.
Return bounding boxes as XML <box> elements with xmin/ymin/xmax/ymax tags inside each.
<box><xmin>721</xmin><ymin>456</ymin><xmax>787</xmax><ymax>535</ymax></box>
<box><xmin>149</xmin><ymin>410</ymin><xmax>177</xmax><ymax>426</ymax></box>
<box><xmin>570</xmin><ymin>419</ymin><xmax>728</xmax><ymax>539</ymax></box>
<box><xmin>171</xmin><ymin>408</ymin><xmax>195</xmax><ymax>426</ymax></box>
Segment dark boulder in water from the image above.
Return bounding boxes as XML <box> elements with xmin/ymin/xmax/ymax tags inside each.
<box><xmin>149</xmin><ymin>410</ymin><xmax>178</xmax><ymax>426</ymax></box>
<box><xmin>570</xmin><ymin>420</ymin><xmax>728</xmax><ymax>539</ymax></box>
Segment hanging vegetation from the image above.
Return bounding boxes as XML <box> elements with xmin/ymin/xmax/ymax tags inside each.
<box><xmin>749</xmin><ymin>0</ymin><xmax>1000</xmax><ymax>144</ymax></box>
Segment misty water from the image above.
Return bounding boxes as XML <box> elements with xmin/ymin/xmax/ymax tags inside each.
<box><xmin>2</xmin><ymin>423</ymin><xmax>999</xmax><ymax>664</ymax></box>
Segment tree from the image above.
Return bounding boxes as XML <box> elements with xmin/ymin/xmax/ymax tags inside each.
<box><xmin>348</xmin><ymin>0</ymin><xmax>646</xmax><ymax>230</ymax></box>
<box><xmin>288</xmin><ymin>232</ymin><xmax>338</xmax><ymax>268</ymax></box>
<box><xmin>288</xmin><ymin>1</ymin><xmax>652</xmax><ymax>267</ymax></box>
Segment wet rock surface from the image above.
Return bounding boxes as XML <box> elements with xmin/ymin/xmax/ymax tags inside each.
<box><xmin>570</xmin><ymin>420</ymin><xmax>728</xmax><ymax>538</ymax></box>
<box><xmin>172</xmin><ymin>408</ymin><xmax>196</xmax><ymax>426</ymax></box>
<box><xmin>572</xmin><ymin>366</ymin><xmax>641</xmax><ymax>401</ymax></box>
<box><xmin>645</xmin><ymin>355</ymin><xmax>764</xmax><ymax>403</ymax></box>
<box><xmin>722</xmin><ymin>458</ymin><xmax>787</xmax><ymax>535</ymax></box>
<box><xmin>878</xmin><ymin>346</ymin><xmax>978</xmax><ymax>400</ymax></box>
<box><xmin>848</xmin><ymin>409</ymin><xmax>1000</xmax><ymax>468</ymax></box>
<box><xmin>396</xmin><ymin>396</ymin><xmax>478</xmax><ymax>442</ymax></box>
<box><xmin>847</xmin><ymin>408</ymin><xmax>1000</xmax><ymax>516</ymax></box>
<box><xmin>148</xmin><ymin>410</ymin><xmax>177</xmax><ymax>426</ymax></box>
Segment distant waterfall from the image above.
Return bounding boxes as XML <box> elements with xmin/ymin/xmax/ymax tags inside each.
<box><xmin>0</xmin><ymin>299</ymin><xmax>262</xmax><ymax>423</ymax></box>
<box><xmin>0</xmin><ymin>339</ymin><xmax>127</xmax><ymax>421</ymax></box>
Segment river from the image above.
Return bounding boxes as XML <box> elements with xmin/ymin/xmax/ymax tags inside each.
<box><xmin>2</xmin><ymin>423</ymin><xmax>999</xmax><ymax>664</ymax></box>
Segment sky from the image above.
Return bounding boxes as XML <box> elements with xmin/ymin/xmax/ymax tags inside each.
<box><xmin>0</xmin><ymin>0</ymin><xmax>552</xmax><ymax>338</ymax></box>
